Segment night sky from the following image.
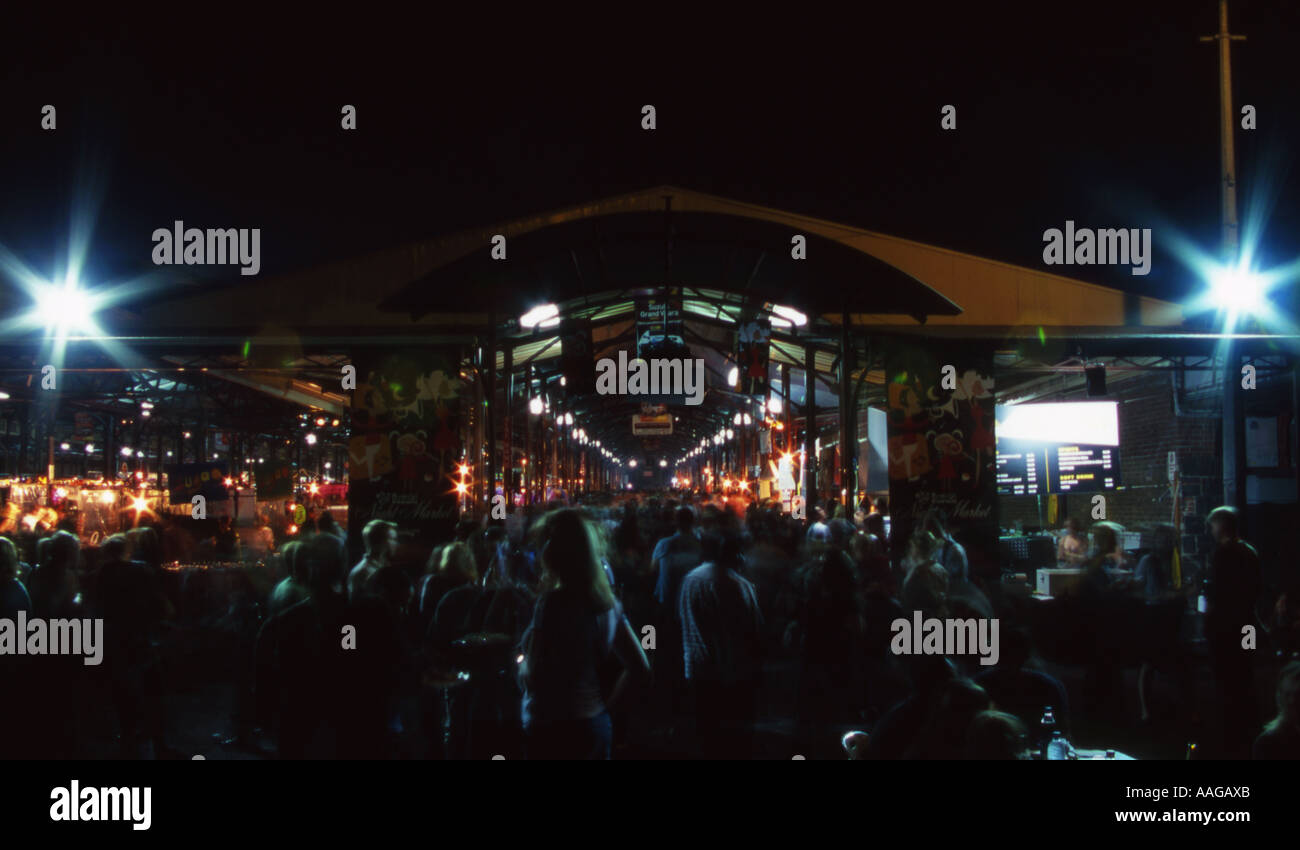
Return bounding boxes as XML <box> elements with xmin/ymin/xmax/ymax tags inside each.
<box><xmin>2</xmin><ymin>2</ymin><xmax>1298</xmax><ymax>311</ymax></box>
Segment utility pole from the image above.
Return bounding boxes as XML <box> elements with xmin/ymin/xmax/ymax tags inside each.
<box><xmin>1200</xmin><ymin>0</ymin><xmax>1248</xmax><ymax>520</ymax></box>
<box><xmin>1200</xmin><ymin>0</ymin><xmax>1246</xmax><ymax>259</ymax></box>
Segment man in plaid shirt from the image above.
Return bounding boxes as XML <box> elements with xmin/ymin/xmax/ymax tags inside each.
<box><xmin>678</xmin><ymin>522</ymin><xmax>763</xmax><ymax>759</ymax></box>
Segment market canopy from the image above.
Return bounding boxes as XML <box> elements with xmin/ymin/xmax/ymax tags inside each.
<box><xmin>384</xmin><ymin>209</ymin><xmax>961</xmax><ymax>323</ymax></box>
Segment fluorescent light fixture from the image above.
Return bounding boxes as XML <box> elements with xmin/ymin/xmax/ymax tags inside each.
<box><xmin>520</xmin><ymin>303</ymin><xmax>559</xmax><ymax>329</ymax></box>
<box><xmin>727</xmin><ymin>366</ymin><xmax>739</xmax><ymax>387</ymax></box>
<box><xmin>996</xmin><ymin>401</ymin><xmax>1119</xmax><ymax>446</ymax></box>
<box><xmin>772</xmin><ymin>304</ymin><xmax>808</xmax><ymax>327</ymax></box>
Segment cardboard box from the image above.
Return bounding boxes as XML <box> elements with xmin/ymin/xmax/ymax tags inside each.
<box><xmin>1036</xmin><ymin>568</ymin><xmax>1087</xmax><ymax>597</ymax></box>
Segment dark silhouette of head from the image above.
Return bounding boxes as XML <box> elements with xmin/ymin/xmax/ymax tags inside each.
<box><xmin>300</xmin><ymin>533</ymin><xmax>347</xmax><ymax>595</ymax></box>
<box><xmin>363</xmin><ymin>519</ymin><xmax>398</xmax><ymax>562</ymax></box>
<box><xmin>965</xmin><ymin>710</ymin><xmax>1028</xmax><ymax>759</ymax></box>
<box><xmin>541</xmin><ymin>508</ymin><xmax>614</xmax><ymax>612</ymax></box>
<box><xmin>1208</xmin><ymin>506</ymin><xmax>1240</xmax><ymax>543</ymax></box>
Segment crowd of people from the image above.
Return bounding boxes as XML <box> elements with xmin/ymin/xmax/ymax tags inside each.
<box><xmin>0</xmin><ymin>493</ymin><xmax>1297</xmax><ymax>760</ymax></box>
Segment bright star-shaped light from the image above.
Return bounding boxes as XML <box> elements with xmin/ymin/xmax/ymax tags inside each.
<box><xmin>32</xmin><ymin>280</ymin><xmax>100</xmax><ymax>337</ymax></box>
<box><xmin>1208</xmin><ymin>266</ymin><xmax>1264</xmax><ymax>314</ymax></box>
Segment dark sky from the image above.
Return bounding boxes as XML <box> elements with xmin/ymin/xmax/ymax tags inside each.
<box><xmin>2</xmin><ymin>2</ymin><xmax>1298</xmax><ymax>310</ymax></box>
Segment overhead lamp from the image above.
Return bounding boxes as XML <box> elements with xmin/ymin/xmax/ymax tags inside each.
<box><xmin>520</xmin><ymin>303</ymin><xmax>560</xmax><ymax>329</ymax></box>
<box><xmin>772</xmin><ymin>304</ymin><xmax>808</xmax><ymax>327</ymax></box>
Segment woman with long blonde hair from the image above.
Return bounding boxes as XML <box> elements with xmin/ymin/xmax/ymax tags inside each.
<box><xmin>519</xmin><ymin>509</ymin><xmax>649</xmax><ymax>759</ymax></box>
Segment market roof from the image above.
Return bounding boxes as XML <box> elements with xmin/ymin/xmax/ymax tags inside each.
<box><xmin>118</xmin><ymin>184</ymin><xmax>1186</xmax><ymax>337</ymax></box>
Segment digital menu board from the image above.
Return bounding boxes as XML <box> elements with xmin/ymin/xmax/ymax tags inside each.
<box><xmin>996</xmin><ymin>439</ymin><xmax>1047</xmax><ymax>495</ymax></box>
<box><xmin>995</xmin><ymin>402</ymin><xmax>1121</xmax><ymax>495</ymax></box>
<box><xmin>1048</xmin><ymin>443</ymin><xmax>1119</xmax><ymax>492</ymax></box>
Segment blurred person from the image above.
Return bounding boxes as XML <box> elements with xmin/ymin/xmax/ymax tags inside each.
<box><xmin>919</xmin><ymin>508</ymin><xmax>968</xmax><ymax>585</ymax></box>
<box><xmin>94</xmin><ymin>534</ymin><xmax>173</xmax><ymax>758</ymax></box>
<box><xmin>215</xmin><ymin>516</ymin><xmax>242</xmax><ymax>560</ymax></box>
<box><xmin>964</xmin><ymin>710</ymin><xmax>1029</xmax><ymax>760</ymax></box>
<box><xmin>904</xmin><ymin>677</ymin><xmax>991</xmax><ymax>759</ymax></box>
<box><xmin>0</xmin><ymin>536</ymin><xmax>31</xmax><ymax>619</ymax></box>
<box><xmin>1133</xmin><ymin>524</ymin><xmax>1189</xmax><ymax>725</ymax></box>
<box><xmin>866</xmin><ymin>654</ymin><xmax>957</xmax><ymax>760</ymax></box>
<box><xmin>973</xmin><ymin>623</ymin><xmax>1069</xmax><ymax>739</ymax></box>
<box><xmin>420</xmin><ymin>542</ymin><xmax>479</xmax><ymax>640</ymax></box>
<box><xmin>254</xmin><ymin>532</ymin><xmax>351</xmax><ymax>758</ymax></box>
<box><xmin>1056</xmin><ymin>516</ymin><xmax>1088</xmax><ymax>566</ymax></box>
<box><xmin>520</xmin><ymin>509</ymin><xmax>649</xmax><ymax>759</ymax></box>
<box><xmin>792</xmin><ymin>546</ymin><xmax>865</xmax><ymax>757</ymax></box>
<box><xmin>900</xmin><ymin>531</ymin><xmax>949</xmax><ymax>622</ymax></box>
<box><xmin>1086</xmin><ymin>522</ymin><xmax>1128</xmax><ymax>575</ymax></box>
<box><xmin>339</xmin><ymin>564</ymin><xmax>412</xmax><ymax>758</ymax></box>
<box><xmin>317</xmin><ymin>510</ymin><xmax>346</xmax><ymax>546</ymax></box>
<box><xmin>0</xmin><ymin>536</ymin><xmax>30</xmax><ymax>756</ymax></box>
<box><xmin>652</xmin><ymin>506</ymin><xmax>702</xmax><ymax>613</ymax></box>
<box><xmin>649</xmin><ymin>506</ymin><xmax>702</xmax><ymax>730</ymax></box>
<box><xmin>347</xmin><ymin>519</ymin><xmax>397</xmax><ymax>601</ymax></box>
<box><xmin>1204</xmin><ymin>506</ymin><xmax>1262</xmax><ymax>756</ymax></box>
<box><xmin>249</xmin><ymin>511</ymin><xmax>276</xmax><ymax>558</ymax></box>
<box><xmin>679</xmin><ymin>522</ymin><xmax>763</xmax><ymax>759</ymax></box>
<box><xmin>25</xmin><ymin>530</ymin><xmax>84</xmax><ymax>757</ymax></box>
<box><xmin>28</xmin><ymin>529</ymin><xmax>81</xmax><ymax>619</ymax></box>
<box><xmin>268</xmin><ymin>540</ymin><xmax>309</xmax><ymax>618</ymax></box>
<box><xmin>1253</xmin><ymin>661</ymin><xmax>1300</xmax><ymax>759</ymax></box>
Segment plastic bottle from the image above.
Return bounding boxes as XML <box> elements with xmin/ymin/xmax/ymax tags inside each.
<box><xmin>1047</xmin><ymin>730</ymin><xmax>1069</xmax><ymax>760</ymax></box>
<box><xmin>1039</xmin><ymin>706</ymin><xmax>1057</xmax><ymax>759</ymax></box>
